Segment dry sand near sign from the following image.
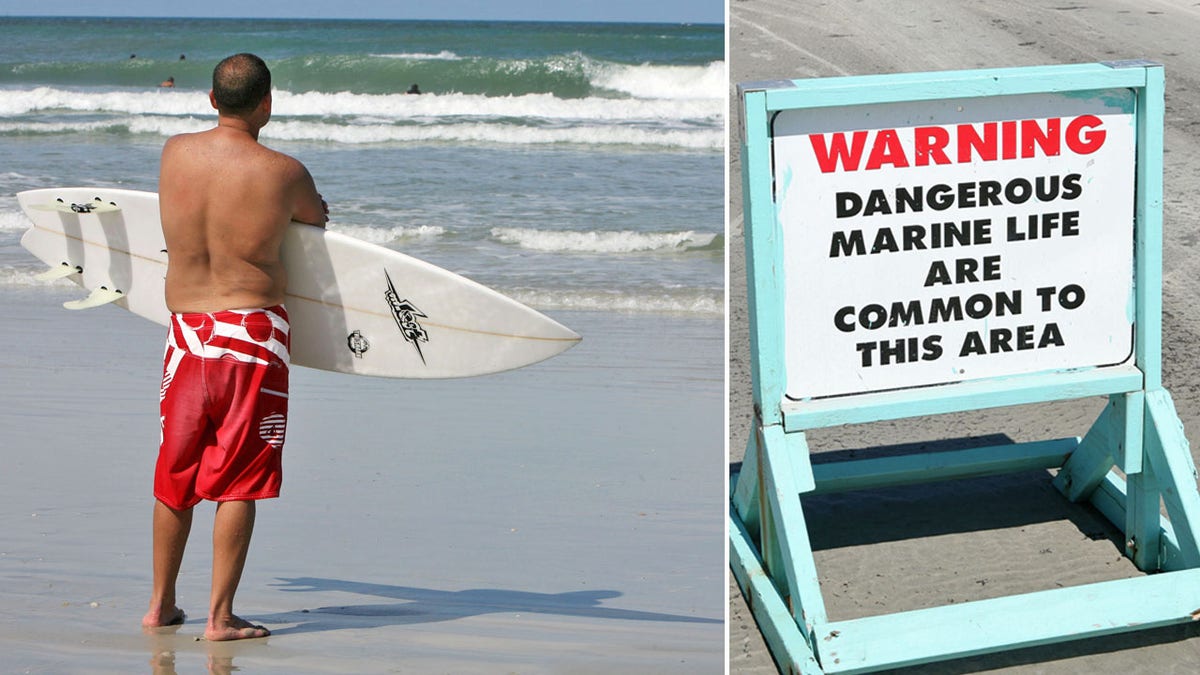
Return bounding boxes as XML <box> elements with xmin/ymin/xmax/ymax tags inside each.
<box><xmin>729</xmin><ymin>1</ymin><xmax>1200</xmax><ymax>672</ymax></box>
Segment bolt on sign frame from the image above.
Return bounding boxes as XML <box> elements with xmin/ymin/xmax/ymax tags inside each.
<box><xmin>729</xmin><ymin>61</ymin><xmax>1200</xmax><ymax>673</ymax></box>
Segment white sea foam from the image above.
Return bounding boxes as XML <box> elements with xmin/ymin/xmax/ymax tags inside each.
<box><xmin>0</xmin><ymin>85</ymin><xmax>723</xmax><ymax>150</ymax></box>
<box><xmin>0</xmin><ymin>87</ymin><xmax>721</xmax><ymax>124</ymax></box>
<box><xmin>0</xmin><ymin>210</ymin><xmax>31</xmax><ymax>231</ymax></box>
<box><xmin>373</xmin><ymin>51</ymin><xmax>461</xmax><ymax>61</ymax></box>
<box><xmin>0</xmin><ymin>87</ymin><xmax>206</xmax><ymax>116</ymax></box>
<box><xmin>0</xmin><ymin>116</ymin><xmax>211</xmax><ymax>139</ymax></box>
<box><xmin>0</xmin><ymin>115</ymin><xmax>720</xmax><ymax>149</ymax></box>
<box><xmin>0</xmin><ymin>266</ymin><xmax>71</xmax><ymax>288</ymax></box>
<box><xmin>590</xmin><ymin>61</ymin><xmax>726</xmax><ymax>101</ymax></box>
<box><xmin>275</xmin><ymin>120</ymin><xmax>721</xmax><ymax>149</ymax></box>
<box><xmin>507</xmin><ymin>288</ymin><xmax>721</xmax><ymax>317</ymax></box>
<box><xmin>331</xmin><ymin>223</ymin><xmax>445</xmax><ymax>243</ymax></box>
<box><xmin>491</xmin><ymin>228</ymin><xmax>718</xmax><ymax>253</ymax></box>
<box><xmin>277</xmin><ymin>90</ymin><xmax>721</xmax><ymax>122</ymax></box>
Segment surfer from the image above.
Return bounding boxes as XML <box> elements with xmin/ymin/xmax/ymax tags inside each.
<box><xmin>159</xmin><ymin>76</ymin><xmax>175</xmax><ymax>88</ymax></box>
<box><xmin>144</xmin><ymin>52</ymin><xmax>327</xmax><ymax>642</ymax></box>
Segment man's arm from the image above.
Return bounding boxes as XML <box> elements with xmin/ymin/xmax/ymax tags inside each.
<box><xmin>289</xmin><ymin>162</ymin><xmax>328</xmax><ymax>228</ymax></box>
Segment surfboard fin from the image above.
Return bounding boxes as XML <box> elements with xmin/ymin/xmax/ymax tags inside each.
<box><xmin>30</xmin><ymin>198</ymin><xmax>121</xmax><ymax>214</ymax></box>
<box><xmin>35</xmin><ymin>263</ymin><xmax>82</xmax><ymax>281</ymax></box>
<box><xmin>63</xmin><ymin>286</ymin><xmax>123</xmax><ymax>310</ymax></box>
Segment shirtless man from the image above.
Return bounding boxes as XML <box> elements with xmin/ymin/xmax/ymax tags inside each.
<box><xmin>142</xmin><ymin>53</ymin><xmax>327</xmax><ymax>641</ymax></box>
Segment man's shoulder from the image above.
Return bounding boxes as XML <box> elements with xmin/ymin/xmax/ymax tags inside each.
<box><xmin>263</xmin><ymin>146</ymin><xmax>303</xmax><ymax>166</ymax></box>
<box><xmin>262</xmin><ymin>148</ymin><xmax>312</xmax><ymax>181</ymax></box>
<box><xmin>163</xmin><ymin>128</ymin><xmax>220</xmax><ymax>154</ymax></box>
<box><xmin>162</xmin><ymin>131</ymin><xmax>198</xmax><ymax>151</ymax></box>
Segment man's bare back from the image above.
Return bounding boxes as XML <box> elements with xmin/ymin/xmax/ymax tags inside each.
<box><xmin>159</xmin><ymin>92</ymin><xmax>325</xmax><ymax>313</ymax></box>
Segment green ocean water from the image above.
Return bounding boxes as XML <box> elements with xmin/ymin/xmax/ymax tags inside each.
<box><xmin>1</xmin><ymin>18</ymin><xmax>722</xmax><ymax>96</ymax></box>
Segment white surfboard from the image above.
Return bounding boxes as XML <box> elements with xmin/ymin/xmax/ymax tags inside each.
<box><xmin>18</xmin><ymin>187</ymin><xmax>580</xmax><ymax>378</ymax></box>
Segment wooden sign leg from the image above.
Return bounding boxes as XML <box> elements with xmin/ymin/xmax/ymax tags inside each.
<box><xmin>731</xmin><ymin>420</ymin><xmax>826</xmax><ymax>673</ymax></box>
<box><xmin>1144</xmin><ymin>389</ymin><xmax>1200</xmax><ymax>569</ymax></box>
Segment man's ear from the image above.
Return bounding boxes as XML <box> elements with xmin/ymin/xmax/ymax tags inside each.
<box><xmin>208</xmin><ymin>90</ymin><xmax>219</xmax><ymax>111</ymax></box>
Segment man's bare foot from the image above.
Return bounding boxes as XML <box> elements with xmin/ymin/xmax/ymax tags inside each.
<box><xmin>142</xmin><ymin>606</ymin><xmax>186</xmax><ymax>630</ymax></box>
<box><xmin>205</xmin><ymin>615</ymin><xmax>270</xmax><ymax>641</ymax></box>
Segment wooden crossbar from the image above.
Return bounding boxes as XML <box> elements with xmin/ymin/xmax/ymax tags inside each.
<box><xmin>815</xmin><ymin>569</ymin><xmax>1200</xmax><ymax>673</ymax></box>
<box><xmin>808</xmin><ymin>437</ymin><xmax>1077</xmax><ymax>495</ymax></box>
<box><xmin>783</xmin><ymin>365</ymin><xmax>1144</xmax><ymax>431</ymax></box>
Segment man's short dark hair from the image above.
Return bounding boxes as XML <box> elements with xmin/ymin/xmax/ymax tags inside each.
<box><xmin>212</xmin><ymin>53</ymin><xmax>271</xmax><ymax>115</ymax></box>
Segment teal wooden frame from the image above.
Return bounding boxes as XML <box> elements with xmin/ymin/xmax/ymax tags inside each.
<box><xmin>730</xmin><ymin>62</ymin><xmax>1200</xmax><ymax>673</ymax></box>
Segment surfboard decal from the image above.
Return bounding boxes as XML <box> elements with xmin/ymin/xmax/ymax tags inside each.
<box><xmin>383</xmin><ymin>270</ymin><xmax>429</xmax><ymax>364</ymax></box>
<box><xmin>347</xmin><ymin>330</ymin><xmax>370</xmax><ymax>358</ymax></box>
<box><xmin>285</xmin><ymin>289</ymin><xmax>579</xmax><ymax>342</ymax></box>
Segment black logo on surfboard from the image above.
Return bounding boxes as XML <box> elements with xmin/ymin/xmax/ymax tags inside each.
<box><xmin>347</xmin><ymin>330</ymin><xmax>370</xmax><ymax>358</ymax></box>
<box><xmin>384</xmin><ymin>270</ymin><xmax>429</xmax><ymax>364</ymax></box>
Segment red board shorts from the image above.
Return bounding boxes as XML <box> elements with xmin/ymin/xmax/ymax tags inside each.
<box><xmin>156</xmin><ymin>305</ymin><xmax>290</xmax><ymax>510</ymax></box>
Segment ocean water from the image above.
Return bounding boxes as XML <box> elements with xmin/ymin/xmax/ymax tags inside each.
<box><xmin>0</xmin><ymin>17</ymin><xmax>724</xmax><ymax>317</ymax></box>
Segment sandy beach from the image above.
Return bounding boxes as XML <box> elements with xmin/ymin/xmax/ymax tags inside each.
<box><xmin>729</xmin><ymin>1</ymin><xmax>1200</xmax><ymax>672</ymax></box>
<box><xmin>0</xmin><ymin>286</ymin><xmax>723</xmax><ymax>673</ymax></box>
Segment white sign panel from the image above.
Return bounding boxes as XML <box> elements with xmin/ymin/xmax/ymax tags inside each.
<box><xmin>774</xmin><ymin>91</ymin><xmax>1136</xmax><ymax>400</ymax></box>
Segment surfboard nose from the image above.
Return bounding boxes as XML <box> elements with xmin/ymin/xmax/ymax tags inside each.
<box><xmin>545</xmin><ymin>316</ymin><xmax>582</xmax><ymax>343</ymax></box>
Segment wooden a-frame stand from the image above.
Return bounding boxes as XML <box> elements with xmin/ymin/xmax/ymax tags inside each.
<box><xmin>730</xmin><ymin>62</ymin><xmax>1200</xmax><ymax>673</ymax></box>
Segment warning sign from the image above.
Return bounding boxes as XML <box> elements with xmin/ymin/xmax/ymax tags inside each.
<box><xmin>773</xmin><ymin>91</ymin><xmax>1136</xmax><ymax>399</ymax></box>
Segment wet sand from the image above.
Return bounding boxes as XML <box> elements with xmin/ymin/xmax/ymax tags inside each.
<box><xmin>0</xmin><ymin>288</ymin><xmax>724</xmax><ymax>674</ymax></box>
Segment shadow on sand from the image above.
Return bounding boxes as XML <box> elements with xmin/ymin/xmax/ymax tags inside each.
<box><xmin>255</xmin><ymin>577</ymin><xmax>722</xmax><ymax>635</ymax></box>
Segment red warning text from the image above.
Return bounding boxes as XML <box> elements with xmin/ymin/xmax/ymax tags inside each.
<box><xmin>808</xmin><ymin>115</ymin><xmax>1107</xmax><ymax>173</ymax></box>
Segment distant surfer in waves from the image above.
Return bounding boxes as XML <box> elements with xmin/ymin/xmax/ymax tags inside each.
<box><xmin>406</xmin><ymin>83</ymin><xmax>421</xmax><ymax>94</ymax></box>
<box><xmin>143</xmin><ymin>52</ymin><xmax>328</xmax><ymax>642</ymax></box>
<box><xmin>159</xmin><ymin>76</ymin><xmax>175</xmax><ymax>88</ymax></box>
